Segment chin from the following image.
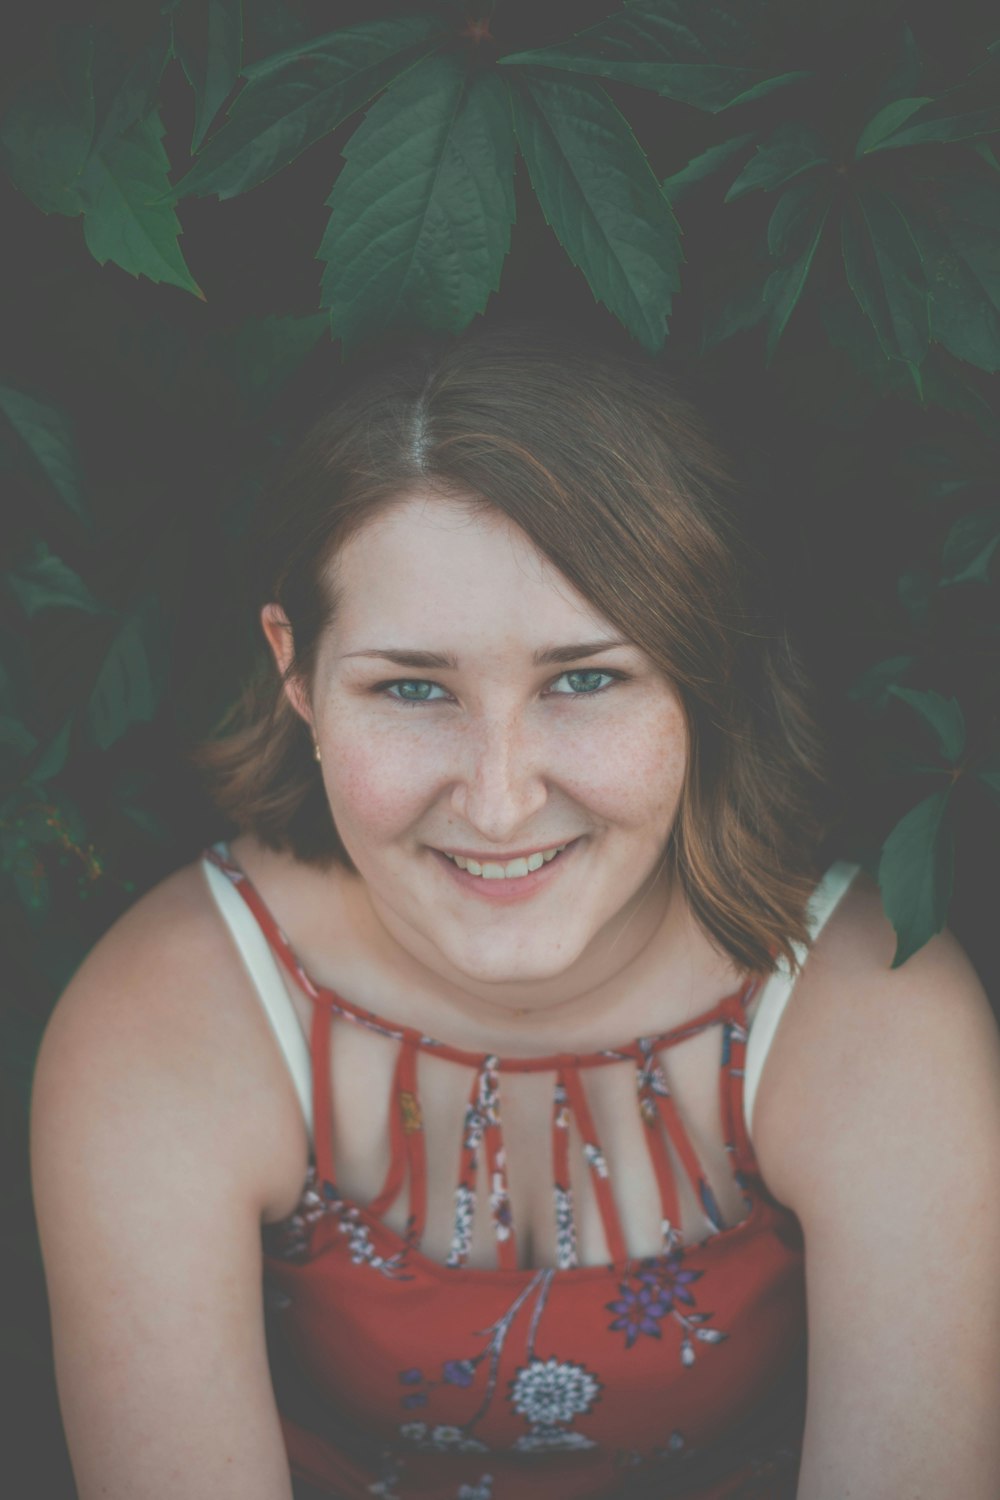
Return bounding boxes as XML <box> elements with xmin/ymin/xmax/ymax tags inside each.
<box><xmin>441</xmin><ymin>933</ymin><xmax>586</xmax><ymax>987</ymax></box>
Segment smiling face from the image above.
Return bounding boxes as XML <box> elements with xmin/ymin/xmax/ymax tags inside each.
<box><xmin>262</xmin><ymin>494</ymin><xmax>689</xmax><ymax>1000</ymax></box>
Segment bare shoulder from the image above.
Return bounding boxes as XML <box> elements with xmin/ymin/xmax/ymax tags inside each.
<box><xmin>750</xmin><ymin>866</ymin><xmax>999</xmax><ymax>1215</ymax></box>
<box><xmin>32</xmin><ymin>847</ymin><xmax>308</xmax><ymax>1220</ymax></box>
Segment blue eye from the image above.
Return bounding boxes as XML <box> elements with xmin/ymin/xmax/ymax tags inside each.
<box><xmin>378</xmin><ymin>670</ymin><xmax>623</xmax><ymax>706</ymax></box>
<box><xmin>550</xmin><ymin>670</ymin><xmax>616</xmax><ymax>695</ymax></box>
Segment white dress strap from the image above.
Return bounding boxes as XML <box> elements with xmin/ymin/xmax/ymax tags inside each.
<box><xmin>202</xmin><ymin>851</ymin><xmax>314</xmax><ymax>1144</ymax></box>
<box><xmin>743</xmin><ymin>861</ymin><xmax>862</xmax><ymax>1141</ymax></box>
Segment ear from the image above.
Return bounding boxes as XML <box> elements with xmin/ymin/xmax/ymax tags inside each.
<box><xmin>260</xmin><ymin>603</ymin><xmax>313</xmax><ymax>727</ymax></box>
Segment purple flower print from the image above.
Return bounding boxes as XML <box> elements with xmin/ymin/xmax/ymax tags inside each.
<box><xmin>443</xmin><ymin>1359</ymin><xmax>476</xmax><ymax>1387</ymax></box>
<box><xmin>607</xmin><ymin>1254</ymin><xmax>708</xmax><ymax>1351</ymax></box>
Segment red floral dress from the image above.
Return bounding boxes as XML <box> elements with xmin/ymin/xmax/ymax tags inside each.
<box><xmin>204</xmin><ymin>844</ymin><xmax>807</xmax><ymax>1500</ymax></box>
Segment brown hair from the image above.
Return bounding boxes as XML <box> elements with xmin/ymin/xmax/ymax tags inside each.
<box><xmin>191</xmin><ymin>320</ymin><xmax>832</xmax><ymax>977</ymax></box>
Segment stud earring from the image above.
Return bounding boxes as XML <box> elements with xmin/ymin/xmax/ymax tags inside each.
<box><xmin>313</xmin><ymin>740</ymin><xmax>322</xmax><ymax>763</ymax></box>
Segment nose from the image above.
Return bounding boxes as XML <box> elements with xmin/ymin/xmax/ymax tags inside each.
<box><xmin>449</xmin><ymin>709</ymin><xmax>548</xmax><ymax>844</ymax></box>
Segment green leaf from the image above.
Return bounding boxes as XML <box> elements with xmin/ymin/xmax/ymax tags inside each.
<box><xmin>661</xmin><ymin>132</ymin><xmax>756</xmax><ymax>201</ymax></box>
<box><xmin>940</xmin><ymin>506</ymin><xmax>1000</xmax><ymax>584</ymax></box>
<box><xmin>31</xmin><ymin>719</ymin><xmax>73</xmax><ymax>783</ymax></box>
<box><xmin>899</xmin><ymin>193</ymin><xmax>1000</xmax><ymax>374</ymax></box>
<box><xmin>86</xmin><ymin>602</ymin><xmax>162</xmax><ymax>750</ymax></box>
<box><xmin>173</xmin><ymin>0</ymin><xmax>244</xmax><ymax>153</ymax></box>
<box><xmin>174</xmin><ymin>15</ymin><xmax>448</xmax><ymax>200</ymax></box>
<box><xmin>856</xmin><ymin>97</ymin><xmax>932</xmax><ymax>157</ymax></box>
<box><xmin>92</xmin><ymin>20</ymin><xmax>173</xmax><ymax>153</ymax></box>
<box><xmin>500</xmin><ymin>3</ymin><xmax>808</xmax><ymax>114</ymax></box>
<box><xmin>725</xmin><ymin>122</ymin><xmax>830</xmax><ymax>200</ymax></box>
<box><xmin>865</xmin><ymin>105</ymin><xmax>1000</xmax><ymax>153</ymax></box>
<box><xmin>0</xmin><ymin>26</ymin><xmax>95</xmax><ymax>215</ymax></box>
<box><xmin>700</xmin><ymin>272</ymin><xmax>771</xmax><ymax>351</ymax></box>
<box><xmin>0</xmin><ymin>717</ymin><xmax>37</xmax><ymax>760</ymax></box>
<box><xmin>762</xmin><ymin>190</ymin><xmax>831</xmax><ymax>362</ymax></box>
<box><xmin>320</xmin><ymin>55</ymin><xmax>515</xmax><ymax>353</ymax></box>
<box><xmin>79</xmin><ymin>111</ymin><xmax>202</xmax><ymax>296</ymax></box>
<box><xmin>508</xmin><ymin>72</ymin><xmax>681</xmax><ymax>353</ymax></box>
<box><xmin>847</xmin><ymin>654</ymin><xmax>917</xmax><ymax>710</ymax></box>
<box><xmin>221</xmin><ymin>312</ymin><xmax>328</xmax><ymax>403</ymax></box>
<box><xmin>5</xmin><ymin>540</ymin><xmax>110</xmax><ymax>619</ymax></box>
<box><xmin>0</xmin><ymin>387</ymin><xmax>88</xmax><ymax>521</ymax></box>
<box><xmin>841</xmin><ymin>188</ymin><xmax>929</xmax><ymax>365</ymax></box>
<box><xmin>877</xmin><ymin>788</ymin><xmax>954</xmax><ymax>967</ymax></box>
<box><xmin>888</xmin><ymin>686</ymin><xmax>966</xmax><ymax>763</ymax></box>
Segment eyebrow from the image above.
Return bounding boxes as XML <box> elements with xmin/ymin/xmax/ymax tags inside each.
<box><xmin>340</xmin><ymin>640</ymin><xmax>632</xmax><ymax>669</ymax></box>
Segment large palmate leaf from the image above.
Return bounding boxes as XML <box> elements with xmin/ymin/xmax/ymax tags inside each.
<box><xmin>500</xmin><ymin>1</ymin><xmax>808</xmax><ymax>113</ymax></box>
<box><xmin>1</xmin><ymin>26</ymin><xmax>95</xmax><ymax>216</ymax></box>
<box><xmin>508</xmin><ymin>72</ymin><xmax>681</xmax><ymax>352</ymax></box>
<box><xmin>878</xmin><ymin>788</ymin><xmax>955</xmax><ymax>966</ymax></box>
<box><xmin>0</xmin><ymin>387</ymin><xmax>88</xmax><ymax>522</ymax></box>
<box><xmin>841</xmin><ymin>188</ymin><xmax>929</xmax><ymax>367</ymax></box>
<box><xmin>79</xmin><ymin>111</ymin><xmax>202</xmax><ymax>296</ymax></box>
<box><xmin>855</xmin><ymin>98</ymin><xmax>932</xmax><ymax>156</ymax></box>
<box><xmin>887</xmin><ymin>687</ymin><xmax>966</xmax><ymax>763</ymax></box>
<box><xmin>173</xmin><ymin>0</ymin><xmax>244</xmax><ymax>153</ymax></box>
<box><xmin>724</xmin><ymin>122</ymin><xmax>830</xmax><ymax>200</ymax></box>
<box><xmin>320</xmin><ymin>53</ymin><xmax>515</xmax><ymax>353</ymax></box>
<box><xmin>174</xmin><ymin>15</ymin><xmax>447</xmax><ymax>200</ymax></box>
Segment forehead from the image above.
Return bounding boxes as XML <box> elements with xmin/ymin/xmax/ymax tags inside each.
<box><xmin>329</xmin><ymin>494</ymin><xmax>614</xmax><ymax>640</ymax></box>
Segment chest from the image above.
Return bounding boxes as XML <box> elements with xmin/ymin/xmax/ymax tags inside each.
<box><xmin>268</xmin><ymin>978</ymin><xmax>766</xmax><ymax>1272</ymax></box>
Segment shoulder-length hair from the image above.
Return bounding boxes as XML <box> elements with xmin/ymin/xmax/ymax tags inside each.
<box><xmin>191</xmin><ymin>319</ymin><xmax>833</xmax><ymax>977</ymax></box>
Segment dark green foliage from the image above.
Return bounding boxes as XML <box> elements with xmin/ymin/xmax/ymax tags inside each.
<box><xmin>1</xmin><ymin>0</ymin><xmax>995</xmax><ymax>996</ymax></box>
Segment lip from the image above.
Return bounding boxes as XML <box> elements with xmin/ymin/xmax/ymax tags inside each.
<box><xmin>435</xmin><ymin>840</ymin><xmax>575</xmax><ymax>862</ymax></box>
<box><xmin>430</xmin><ymin>838</ymin><xmax>582</xmax><ymax>903</ymax></box>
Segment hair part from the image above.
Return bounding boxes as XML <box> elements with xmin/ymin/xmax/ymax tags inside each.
<box><xmin>190</xmin><ymin>320</ymin><xmax>834</xmax><ymax>977</ymax></box>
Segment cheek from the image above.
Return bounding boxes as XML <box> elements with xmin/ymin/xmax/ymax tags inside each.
<box><xmin>575</xmin><ymin>706</ymin><xmax>687</xmax><ymax>825</ymax></box>
<box><xmin>320</xmin><ymin>718</ymin><xmax>439</xmax><ymax>837</ymax></box>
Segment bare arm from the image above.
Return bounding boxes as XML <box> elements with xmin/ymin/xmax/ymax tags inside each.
<box><xmin>30</xmin><ymin>890</ymin><xmax>296</xmax><ymax>1500</ymax></box>
<box><xmin>757</xmin><ymin>894</ymin><xmax>1000</xmax><ymax>1499</ymax></box>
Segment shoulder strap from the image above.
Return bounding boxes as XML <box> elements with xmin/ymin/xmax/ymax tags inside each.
<box><xmin>743</xmin><ymin>861</ymin><xmax>862</xmax><ymax>1142</ymax></box>
<box><xmin>202</xmin><ymin>851</ymin><xmax>314</xmax><ymax>1143</ymax></box>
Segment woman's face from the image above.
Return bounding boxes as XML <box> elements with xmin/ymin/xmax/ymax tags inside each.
<box><xmin>263</xmin><ymin>494</ymin><xmax>689</xmax><ymax>995</ymax></box>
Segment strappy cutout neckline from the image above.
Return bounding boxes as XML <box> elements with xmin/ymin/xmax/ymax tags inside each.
<box><xmin>203</xmin><ymin>841</ymin><xmax>760</xmax><ymax>1070</ymax></box>
<box><xmin>204</xmin><ymin>841</ymin><xmax>767</xmax><ymax>1275</ymax></box>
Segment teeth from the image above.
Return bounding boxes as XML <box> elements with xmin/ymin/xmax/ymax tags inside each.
<box><xmin>447</xmin><ymin>844</ymin><xmax>569</xmax><ymax>879</ymax></box>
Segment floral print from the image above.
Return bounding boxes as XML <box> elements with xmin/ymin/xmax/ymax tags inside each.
<box><xmin>203</xmin><ymin>843</ymin><xmax>807</xmax><ymax>1499</ymax></box>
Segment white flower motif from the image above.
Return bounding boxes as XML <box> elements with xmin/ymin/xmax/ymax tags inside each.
<box><xmin>508</xmin><ymin>1357</ymin><xmax>602</xmax><ymax>1426</ymax></box>
<box><xmin>447</xmin><ymin>1183</ymin><xmax>476</xmax><ymax>1267</ymax></box>
<box><xmin>429</xmin><ymin>1425</ymin><xmax>489</xmax><ymax>1453</ymax></box>
<box><xmin>511</xmin><ymin>1427</ymin><xmax>597</xmax><ymax>1452</ymax></box>
<box><xmin>581</xmin><ymin>1141</ymin><xmax>609</xmax><ymax>1178</ymax></box>
<box><xmin>456</xmin><ymin>1477</ymin><xmax>494</xmax><ymax>1500</ymax></box>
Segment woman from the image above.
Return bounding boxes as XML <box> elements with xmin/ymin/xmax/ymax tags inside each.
<box><xmin>30</xmin><ymin>323</ymin><xmax>1000</xmax><ymax>1499</ymax></box>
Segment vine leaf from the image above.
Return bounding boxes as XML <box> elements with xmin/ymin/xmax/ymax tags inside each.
<box><xmin>847</xmin><ymin>655</ymin><xmax>918</xmax><ymax>712</ymax></box>
<box><xmin>877</xmin><ymin>789</ymin><xmax>955</xmax><ymax>967</ymax></box>
<box><xmin>173</xmin><ymin>0</ymin><xmax>244</xmax><ymax>154</ymax></box>
<box><xmin>173</xmin><ymin>15</ymin><xmax>448</xmax><ymax>200</ymax></box>
<box><xmin>856</xmin><ymin>97</ymin><xmax>932</xmax><ymax>156</ymax></box>
<box><xmin>897</xmin><ymin>176</ymin><xmax>1000</xmax><ymax>375</ymax></box>
<box><xmin>940</xmin><ymin>507</ymin><xmax>1000</xmax><ymax>585</ymax></box>
<box><xmin>79</xmin><ymin>111</ymin><xmax>203</xmax><ymax>296</ymax></box>
<box><xmin>661</xmin><ymin>132</ymin><xmax>757</xmax><ymax>202</ymax></box>
<box><xmin>92</xmin><ymin>18</ymin><xmax>173</xmax><ymax>154</ymax></box>
<box><xmin>5</xmin><ymin>540</ymin><xmax>111</xmax><ymax>619</ymax></box>
<box><xmin>887</xmin><ymin>686</ymin><xmax>966</xmax><ymax>763</ymax></box>
<box><xmin>724</xmin><ymin>122</ymin><xmax>830</xmax><ymax>200</ymax></box>
<box><xmin>508</xmin><ymin>71</ymin><xmax>681</xmax><ymax>352</ymax></box>
<box><xmin>87</xmin><ymin>598</ymin><xmax>164</xmax><ymax>750</ymax></box>
<box><xmin>760</xmin><ymin>178</ymin><xmax>832</xmax><ymax>361</ymax></box>
<box><xmin>0</xmin><ymin>387</ymin><xmax>88</xmax><ymax>523</ymax></box>
<box><xmin>0</xmin><ymin>26</ymin><xmax>95</xmax><ymax>216</ymax></box>
<box><xmin>320</xmin><ymin>54</ymin><xmax>515</xmax><ymax>354</ymax></box>
<box><xmin>841</xmin><ymin>188</ymin><xmax>929</xmax><ymax>367</ymax></box>
<box><xmin>500</xmin><ymin>2</ymin><xmax>808</xmax><ymax>113</ymax></box>
<box><xmin>863</xmin><ymin>104</ymin><xmax>1000</xmax><ymax>153</ymax></box>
